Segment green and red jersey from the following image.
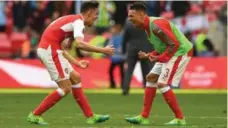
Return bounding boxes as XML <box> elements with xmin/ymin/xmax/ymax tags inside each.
<box><xmin>143</xmin><ymin>16</ymin><xmax>193</xmax><ymax>63</ymax></box>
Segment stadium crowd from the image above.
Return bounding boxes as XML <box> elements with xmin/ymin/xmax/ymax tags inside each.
<box><xmin>0</xmin><ymin>1</ymin><xmax>226</xmax><ymax>59</ymax></box>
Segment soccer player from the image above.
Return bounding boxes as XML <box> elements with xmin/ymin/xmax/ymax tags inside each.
<box><xmin>125</xmin><ymin>2</ymin><xmax>193</xmax><ymax>126</ymax></box>
<box><xmin>27</xmin><ymin>2</ymin><xmax>115</xmax><ymax>125</ymax></box>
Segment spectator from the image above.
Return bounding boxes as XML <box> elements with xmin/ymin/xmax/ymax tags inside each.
<box><xmin>27</xmin><ymin>1</ymin><xmax>49</xmax><ymax>35</ymax></box>
<box><xmin>88</xmin><ymin>30</ymin><xmax>108</xmax><ymax>59</ymax></box>
<box><xmin>95</xmin><ymin>1</ymin><xmax>115</xmax><ymax>34</ymax></box>
<box><xmin>171</xmin><ymin>1</ymin><xmax>190</xmax><ymax>17</ymax></box>
<box><xmin>145</xmin><ymin>1</ymin><xmax>161</xmax><ymax>17</ymax></box>
<box><xmin>108</xmin><ymin>24</ymin><xmax>125</xmax><ymax>89</ymax></box>
<box><xmin>0</xmin><ymin>1</ymin><xmax>6</xmax><ymax>32</ymax></box>
<box><xmin>206</xmin><ymin>3</ymin><xmax>227</xmax><ymax>56</ymax></box>
<box><xmin>186</xmin><ymin>4</ymin><xmax>209</xmax><ymax>38</ymax></box>
<box><xmin>74</xmin><ymin>0</ymin><xmax>82</xmax><ymax>14</ymax></box>
<box><xmin>28</xmin><ymin>30</ymin><xmax>39</xmax><ymax>58</ymax></box>
<box><xmin>218</xmin><ymin>4</ymin><xmax>227</xmax><ymax>56</ymax></box>
<box><xmin>12</xmin><ymin>1</ymin><xmax>30</xmax><ymax>31</ymax></box>
<box><xmin>195</xmin><ymin>33</ymin><xmax>216</xmax><ymax>57</ymax></box>
<box><xmin>122</xmin><ymin>20</ymin><xmax>154</xmax><ymax>95</ymax></box>
<box><xmin>113</xmin><ymin>1</ymin><xmax>132</xmax><ymax>26</ymax></box>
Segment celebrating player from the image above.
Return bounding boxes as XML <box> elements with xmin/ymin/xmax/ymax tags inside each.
<box><xmin>125</xmin><ymin>2</ymin><xmax>193</xmax><ymax>126</ymax></box>
<box><xmin>27</xmin><ymin>2</ymin><xmax>115</xmax><ymax>125</ymax></box>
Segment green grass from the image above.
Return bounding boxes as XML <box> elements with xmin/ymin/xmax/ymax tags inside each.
<box><xmin>0</xmin><ymin>89</ymin><xmax>226</xmax><ymax>128</ymax></box>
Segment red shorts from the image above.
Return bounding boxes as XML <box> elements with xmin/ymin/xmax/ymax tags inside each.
<box><xmin>149</xmin><ymin>54</ymin><xmax>191</xmax><ymax>87</ymax></box>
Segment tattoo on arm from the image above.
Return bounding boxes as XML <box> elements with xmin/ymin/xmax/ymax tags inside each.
<box><xmin>153</xmin><ymin>24</ymin><xmax>175</xmax><ymax>54</ymax></box>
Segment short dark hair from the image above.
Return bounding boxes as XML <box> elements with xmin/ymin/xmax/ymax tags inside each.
<box><xmin>80</xmin><ymin>1</ymin><xmax>99</xmax><ymax>13</ymax></box>
<box><xmin>129</xmin><ymin>2</ymin><xmax>147</xmax><ymax>12</ymax></box>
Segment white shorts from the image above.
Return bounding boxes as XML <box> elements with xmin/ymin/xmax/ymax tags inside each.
<box><xmin>37</xmin><ymin>46</ymin><xmax>73</xmax><ymax>82</ymax></box>
<box><xmin>149</xmin><ymin>55</ymin><xmax>191</xmax><ymax>87</ymax></box>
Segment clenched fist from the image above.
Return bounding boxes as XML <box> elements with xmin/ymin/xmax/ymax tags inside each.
<box><xmin>138</xmin><ymin>51</ymin><xmax>149</xmax><ymax>59</ymax></box>
<box><xmin>77</xmin><ymin>60</ymin><xmax>89</xmax><ymax>69</ymax></box>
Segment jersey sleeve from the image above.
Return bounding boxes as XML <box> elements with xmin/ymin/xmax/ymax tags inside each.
<box><xmin>152</xmin><ymin>19</ymin><xmax>180</xmax><ymax>63</ymax></box>
<box><xmin>72</xmin><ymin>19</ymin><xmax>85</xmax><ymax>39</ymax></box>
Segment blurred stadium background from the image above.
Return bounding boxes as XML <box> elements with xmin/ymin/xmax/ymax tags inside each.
<box><xmin>0</xmin><ymin>1</ymin><xmax>227</xmax><ymax>128</ymax></box>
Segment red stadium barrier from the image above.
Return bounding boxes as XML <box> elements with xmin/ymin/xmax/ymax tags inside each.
<box><xmin>0</xmin><ymin>57</ymin><xmax>226</xmax><ymax>89</ymax></box>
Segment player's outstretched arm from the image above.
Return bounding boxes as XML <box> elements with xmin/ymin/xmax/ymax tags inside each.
<box><xmin>71</xmin><ymin>19</ymin><xmax>115</xmax><ymax>56</ymax></box>
<box><xmin>74</xmin><ymin>37</ymin><xmax>115</xmax><ymax>56</ymax></box>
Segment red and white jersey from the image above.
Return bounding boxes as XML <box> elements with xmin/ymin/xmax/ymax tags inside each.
<box><xmin>38</xmin><ymin>14</ymin><xmax>85</xmax><ymax>49</ymax></box>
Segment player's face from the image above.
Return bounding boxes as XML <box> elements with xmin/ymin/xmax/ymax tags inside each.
<box><xmin>87</xmin><ymin>8</ymin><xmax>98</xmax><ymax>26</ymax></box>
<box><xmin>128</xmin><ymin>10</ymin><xmax>144</xmax><ymax>28</ymax></box>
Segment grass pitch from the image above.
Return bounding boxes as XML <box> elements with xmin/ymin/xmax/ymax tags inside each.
<box><xmin>0</xmin><ymin>89</ymin><xmax>226</xmax><ymax>128</ymax></box>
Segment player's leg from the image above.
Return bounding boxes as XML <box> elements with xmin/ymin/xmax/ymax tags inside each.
<box><xmin>70</xmin><ymin>70</ymin><xmax>93</xmax><ymax>117</ymax></box>
<box><xmin>109</xmin><ymin>62</ymin><xmax>117</xmax><ymax>88</ymax></box>
<box><xmin>140</xmin><ymin>62</ymin><xmax>162</xmax><ymax>119</ymax></box>
<box><xmin>69</xmin><ymin>70</ymin><xmax>110</xmax><ymax>124</ymax></box>
<box><xmin>140</xmin><ymin>59</ymin><xmax>154</xmax><ymax>88</ymax></box>
<box><xmin>122</xmin><ymin>53</ymin><xmax>138</xmax><ymax>95</ymax></box>
<box><xmin>140</xmin><ymin>73</ymin><xmax>159</xmax><ymax>118</ymax></box>
<box><xmin>27</xmin><ymin>48</ymin><xmax>72</xmax><ymax>125</ymax></box>
<box><xmin>157</xmin><ymin>55</ymin><xmax>191</xmax><ymax>126</ymax></box>
<box><xmin>32</xmin><ymin>79</ymin><xmax>71</xmax><ymax>115</ymax></box>
<box><xmin>119</xmin><ymin>61</ymin><xmax>124</xmax><ymax>89</ymax></box>
<box><xmin>125</xmin><ymin>62</ymin><xmax>162</xmax><ymax>125</ymax></box>
<box><xmin>28</xmin><ymin>79</ymin><xmax>72</xmax><ymax>125</ymax></box>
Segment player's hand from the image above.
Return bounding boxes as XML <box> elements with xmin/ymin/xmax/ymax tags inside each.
<box><xmin>138</xmin><ymin>51</ymin><xmax>149</xmax><ymax>59</ymax></box>
<box><xmin>149</xmin><ymin>55</ymin><xmax>158</xmax><ymax>62</ymax></box>
<box><xmin>103</xmin><ymin>45</ymin><xmax>115</xmax><ymax>56</ymax></box>
<box><xmin>77</xmin><ymin>60</ymin><xmax>89</xmax><ymax>69</ymax></box>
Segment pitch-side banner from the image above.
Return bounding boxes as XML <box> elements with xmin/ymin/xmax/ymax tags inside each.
<box><xmin>0</xmin><ymin>58</ymin><xmax>142</xmax><ymax>88</ymax></box>
<box><xmin>0</xmin><ymin>57</ymin><xmax>226</xmax><ymax>89</ymax></box>
<box><xmin>181</xmin><ymin>57</ymin><xmax>227</xmax><ymax>89</ymax></box>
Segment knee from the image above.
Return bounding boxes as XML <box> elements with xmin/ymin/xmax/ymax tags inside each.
<box><xmin>61</xmin><ymin>86</ymin><xmax>72</xmax><ymax>94</ymax></box>
<box><xmin>146</xmin><ymin>73</ymin><xmax>159</xmax><ymax>83</ymax></box>
<box><xmin>157</xmin><ymin>82</ymin><xmax>168</xmax><ymax>89</ymax></box>
<box><xmin>70</xmin><ymin>73</ymin><xmax>81</xmax><ymax>85</ymax></box>
<box><xmin>157</xmin><ymin>83</ymin><xmax>171</xmax><ymax>93</ymax></box>
<box><xmin>57</xmin><ymin>79</ymin><xmax>72</xmax><ymax>95</ymax></box>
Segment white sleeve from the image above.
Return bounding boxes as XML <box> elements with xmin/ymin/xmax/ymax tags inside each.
<box><xmin>72</xmin><ymin>19</ymin><xmax>85</xmax><ymax>39</ymax></box>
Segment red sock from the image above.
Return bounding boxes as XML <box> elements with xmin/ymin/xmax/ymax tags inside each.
<box><xmin>72</xmin><ymin>87</ymin><xmax>93</xmax><ymax>117</ymax></box>
<box><xmin>161</xmin><ymin>86</ymin><xmax>184</xmax><ymax>119</ymax></box>
<box><xmin>33</xmin><ymin>88</ymin><xmax>65</xmax><ymax>116</ymax></box>
<box><xmin>141</xmin><ymin>87</ymin><xmax>157</xmax><ymax>118</ymax></box>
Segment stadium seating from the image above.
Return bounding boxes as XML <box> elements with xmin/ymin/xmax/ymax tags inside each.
<box><xmin>0</xmin><ymin>33</ymin><xmax>12</xmax><ymax>57</ymax></box>
<box><xmin>10</xmin><ymin>32</ymin><xmax>28</xmax><ymax>54</ymax></box>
